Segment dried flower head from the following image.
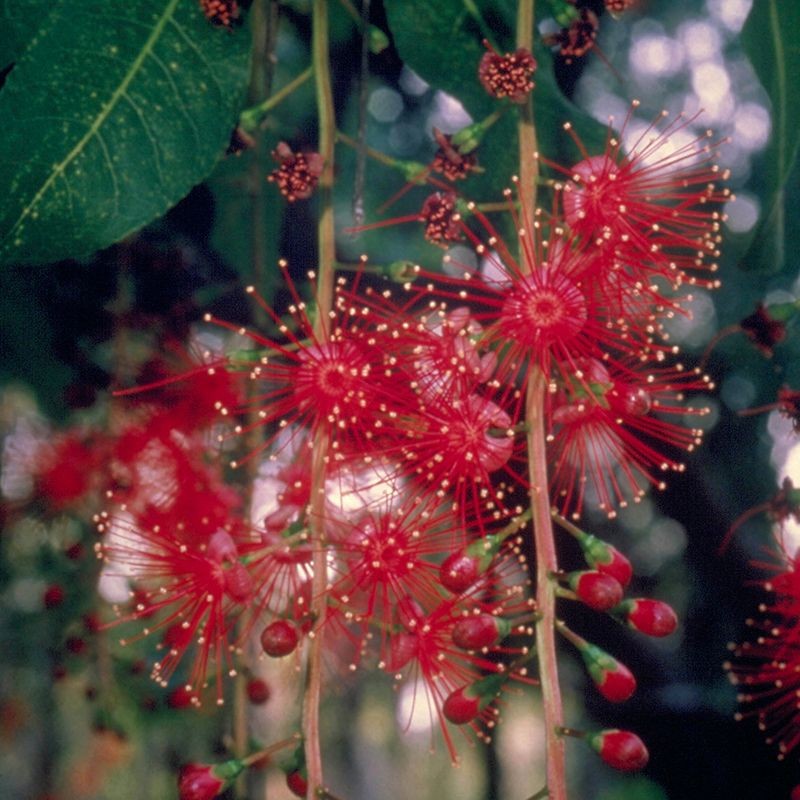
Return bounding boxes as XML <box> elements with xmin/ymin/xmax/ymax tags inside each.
<box><xmin>199</xmin><ymin>0</ymin><xmax>240</xmax><ymax>28</ymax></box>
<box><xmin>478</xmin><ymin>41</ymin><xmax>537</xmax><ymax>103</ymax></box>
<box><xmin>268</xmin><ymin>142</ymin><xmax>325</xmax><ymax>202</ymax></box>
<box><xmin>548</xmin><ymin>9</ymin><xmax>600</xmax><ymax>63</ymax></box>
<box><xmin>431</xmin><ymin>129</ymin><xmax>479</xmax><ymax>181</ymax></box>
<box><xmin>604</xmin><ymin>0</ymin><xmax>637</xmax><ymax>15</ymax></box>
<box><xmin>420</xmin><ymin>192</ymin><xmax>463</xmax><ymax>245</ymax></box>
<box><xmin>740</xmin><ymin>303</ymin><xmax>787</xmax><ymax>357</ymax></box>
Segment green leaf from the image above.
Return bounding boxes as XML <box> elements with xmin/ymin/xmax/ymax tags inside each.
<box><xmin>0</xmin><ymin>1</ymin><xmax>53</xmax><ymax>67</ymax></box>
<box><xmin>0</xmin><ymin>0</ymin><xmax>252</xmax><ymax>267</ymax></box>
<box><xmin>739</xmin><ymin>0</ymin><xmax>800</xmax><ymax>272</ymax></box>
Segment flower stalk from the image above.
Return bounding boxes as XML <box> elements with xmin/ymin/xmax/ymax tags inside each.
<box><xmin>303</xmin><ymin>1</ymin><xmax>337</xmax><ymax>797</ymax></box>
<box><xmin>516</xmin><ymin>0</ymin><xmax>565</xmax><ymax>796</ymax></box>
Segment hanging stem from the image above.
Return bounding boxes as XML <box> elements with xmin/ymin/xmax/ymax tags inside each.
<box><xmin>303</xmin><ymin>1</ymin><xmax>337</xmax><ymax>797</ymax></box>
<box><xmin>526</xmin><ymin>371</ymin><xmax>567</xmax><ymax>799</ymax></box>
<box><xmin>517</xmin><ymin>0</ymin><xmax>539</xmax><ymax>223</ymax></box>
<box><xmin>517</xmin><ymin>1</ymin><xmax>566</xmax><ymax>798</ymax></box>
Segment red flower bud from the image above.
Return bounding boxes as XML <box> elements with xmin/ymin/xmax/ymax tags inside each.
<box><xmin>443</xmin><ymin>686</ymin><xmax>482</xmax><ymax>725</ymax></box>
<box><xmin>44</xmin><ymin>585</ymin><xmax>65</xmax><ymax>609</ymax></box>
<box><xmin>439</xmin><ymin>552</ymin><xmax>481</xmax><ymax>594</ymax></box>
<box><xmin>178</xmin><ymin>759</ymin><xmax>244</xmax><ymax>800</ymax></box>
<box><xmin>568</xmin><ymin>570</ymin><xmax>624</xmax><ymax>611</ymax></box>
<box><xmin>586</xmin><ymin>649</ymin><xmax>636</xmax><ymax>703</ymax></box>
<box><xmin>559</xmin><ymin>625</ymin><xmax>636</xmax><ymax>702</ymax></box>
<box><xmin>439</xmin><ymin>532</ymin><xmax>505</xmax><ymax>593</ymax></box>
<box><xmin>443</xmin><ymin>672</ymin><xmax>507</xmax><ymax>725</ymax></box>
<box><xmin>286</xmin><ymin>769</ymin><xmax>308</xmax><ymax>798</ymax></box>
<box><xmin>582</xmin><ymin>535</ymin><xmax>633</xmax><ymax>587</ymax></box>
<box><xmin>452</xmin><ymin>613</ymin><xmax>511</xmax><ymax>650</ymax></box>
<box><xmin>615</xmin><ymin>598</ymin><xmax>678</xmax><ymax>637</ymax></box>
<box><xmin>246</xmin><ymin>678</ymin><xmax>271</xmax><ymax>705</ymax></box>
<box><xmin>260</xmin><ymin>620</ymin><xmax>299</xmax><ymax>658</ymax></box>
<box><xmin>587</xmin><ymin>729</ymin><xmax>649</xmax><ymax>772</ymax></box>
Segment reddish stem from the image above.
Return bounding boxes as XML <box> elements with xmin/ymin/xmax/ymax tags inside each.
<box><xmin>303</xmin><ymin>1</ymin><xmax>337</xmax><ymax>797</ymax></box>
<box><xmin>526</xmin><ymin>370</ymin><xmax>567</xmax><ymax>800</ymax></box>
<box><xmin>517</xmin><ymin>0</ymin><xmax>566</xmax><ymax>796</ymax></box>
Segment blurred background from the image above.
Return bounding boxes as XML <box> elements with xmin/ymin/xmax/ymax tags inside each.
<box><xmin>2</xmin><ymin>0</ymin><xmax>800</xmax><ymax>798</ymax></box>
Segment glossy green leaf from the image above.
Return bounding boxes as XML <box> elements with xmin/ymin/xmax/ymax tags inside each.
<box><xmin>0</xmin><ymin>0</ymin><xmax>252</xmax><ymax>267</ymax></box>
<box><xmin>739</xmin><ymin>0</ymin><xmax>800</xmax><ymax>272</ymax></box>
<box><xmin>0</xmin><ymin>1</ymin><xmax>53</xmax><ymax>67</ymax></box>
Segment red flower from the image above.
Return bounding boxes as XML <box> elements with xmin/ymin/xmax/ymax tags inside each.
<box><xmin>548</xmin><ymin>358</ymin><xmax>711</xmax><ymax>516</ymax></box>
<box><xmin>98</xmin><ymin>500</ymin><xmax>257</xmax><ymax>701</ymax></box>
<box><xmin>740</xmin><ymin>303</ymin><xmax>787</xmax><ymax>357</ymax></box>
<box><xmin>204</xmin><ymin>273</ymin><xmax>419</xmax><ymax>466</ymax></box>
<box><xmin>726</xmin><ymin>544</ymin><xmax>800</xmax><ymax>758</ymax></box>
<box><xmin>31</xmin><ymin>432</ymin><xmax>100</xmax><ymax>511</ymax></box>
<box><xmin>331</xmin><ymin>495</ymin><xmax>460</xmax><ymax>624</ymax></box>
<box><xmin>548</xmin><ymin>105</ymin><xmax>728</xmax><ymax>302</ymax></box>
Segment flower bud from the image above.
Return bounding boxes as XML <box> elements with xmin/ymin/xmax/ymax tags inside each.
<box><xmin>260</xmin><ymin>620</ymin><xmax>299</xmax><ymax>657</ymax></box>
<box><xmin>559</xmin><ymin>624</ymin><xmax>635</xmax><ymax>702</ymax></box>
<box><xmin>567</xmin><ymin>570</ymin><xmax>624</xmax><ymax>611</ymax></box>
<box><xmin>587</xmin><ymin>729</ymin><xmax>649</xmax><ymax>772</ymax></box>
<box><xmin>443</xmin><ymin>672</ymin><xmax>507</xmax><ymax>725</ymax></box>
<box><xmin>614</xmin><ymin>598</ymin><xmax>678</xmax><ymax>637</ymax></box>
<box><xmin>580</xmin><ymin>534</ymin><xmax>632</xmax><ymax>587</ymax></box>
<box><xmin>286</xmin><ymin>770</ymin><xmax>308</xmax><ymax>798</ymax></box>
<box><xmin>384</xmin><ymin>632</ymin><xmax>418</xmax><ymax>672</ymax></box>
<box><xmin>583</xmin><ymin>645</ymin><xmax>636</xmax><ymax>703</ymax></box>
<box><xmin>178</xmin><ymin>759</ymin><xmax>244</xmax><ymax>800</ymax></box>
<box><xmin>439</xmin><ymin>552</ymin><xmax>481</xmax><ymax>594</ymax></box>
<box><xmin>442</xmin><ymin>686</ymin><xmax>481</xmax><ymax>725</ymax></box>
<box><xmin>452</xmin><ymin>613</ymin><xmax>512</xmax><ymax>650</ymax></box>
<box><xmin>246</xmin><ymin>678</ymin><xmax>271</xmax><ymax>705</ymax></box>
<box><xmin>439</xmin><ymin>532</ymin><xmax>504</xmax><ymax>594</ymax></box>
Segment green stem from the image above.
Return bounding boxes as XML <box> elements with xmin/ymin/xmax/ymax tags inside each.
<box><xmin>303</xmin><ymin>2</ymin><xmax>337</xmax><ymax>798</ymax></box>
<box><xmin>337</xmin><ymin>130</ymin><xmax>428</xmax><ymax>178</ymax></box>
<box><xmin>242</xmin><ymin>735</ymin><xmax>302</xmax><ymax>767</ymax></box>
<box><xmin>239</xmin><ymin>66</ymin><xmax>314</xmax><ymax>133</ymax></box>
